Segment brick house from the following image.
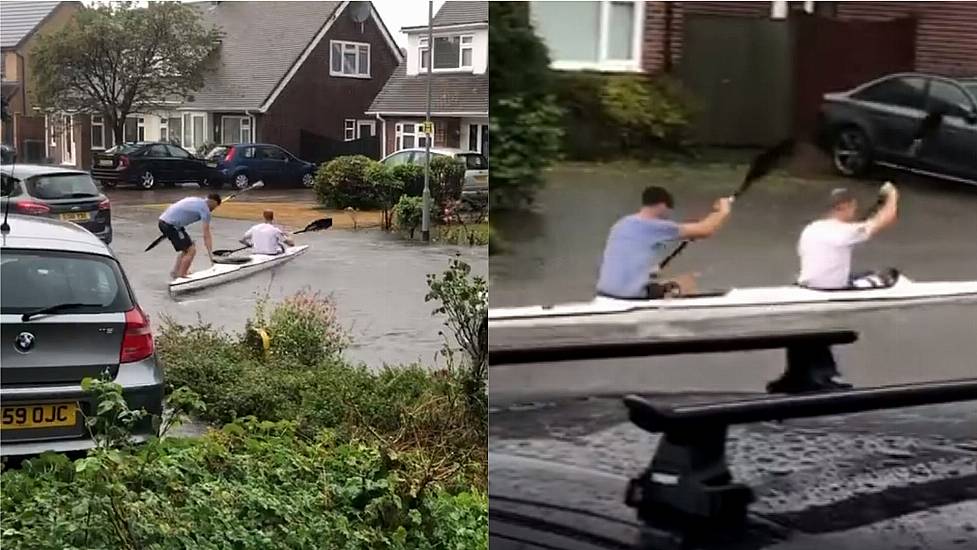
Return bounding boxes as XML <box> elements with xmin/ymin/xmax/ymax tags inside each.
<box><xmin>530</xmin><ymin>1</ymin><xmax>977</xmax><ymax>77</ymax></box>
<box><xmin>1</xmin><ymin>1</ymin><xmax>82</xmax><ymax>163</ymax></box>
<box><xmin>366</xmin><ymin>1</ymin><xmax>488</xmax><ymax>158</ymax></box>
<box><xmin>48</xmin><ymin>1</ymin><xmax>403</xmax><ymax>169</ymax></box>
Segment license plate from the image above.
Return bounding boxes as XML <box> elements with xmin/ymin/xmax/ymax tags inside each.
<box><xmin>1</xmin><ymin>403</ymin><xmax>78</xmax><ymax>430</ymax></box>
<box><xmin>60</xmin><ymin>211</ymin><xmax>92</xmax><ymax>222</ymax></box>
<box><xmin>474</xmin><ymin>175</ymin><xmax>487</xmax><ymax>182</ymax></box>
<box><xmin>206</xmin><ymin>162</ymin><xmax>218</xmax><ymax>168</ymax></box>
<box><xmin>98</xmin><ymin>159</ymin><xmax>114</xmax><ymax>167</ymax></box>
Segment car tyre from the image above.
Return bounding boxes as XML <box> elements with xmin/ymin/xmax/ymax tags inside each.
<box><xmin>301</xmin><ymin>172</ymin><xmax>315</xmax><ymax>188</ymax></box>
<box><xmin>832</xmin><ymin>127</ymin><xmax>873</xmax><ymax>177</ymax></box>
<box><xmin>139</xmin><ymin>170</ymin><xmax>157</xmax><ymax>190</ymax></box>
<box><xmin>202</xmin><ymin>177</ymin><xmax>223</xmax><ymax>189</ymax></box>
<box><xmin>100</xmin><ymin>179</ymin><xmax>116</xmax><ymax>189</ymax></box>
<box><xmin>233</xmin><ymin>172</ymin><xmax>250</xmax><ymax>190</ymax></box>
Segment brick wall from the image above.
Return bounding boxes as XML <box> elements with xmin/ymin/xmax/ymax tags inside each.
<box><xmin>641</xmin><ymin>1</ymin><xmax>977</xmax><ymax>76</ymax></box>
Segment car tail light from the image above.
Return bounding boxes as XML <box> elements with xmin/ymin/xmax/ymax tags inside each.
<box><xmin>224</xmin><ymin>146</ymin><xmax>236</xmax><ymax>162</ymax></box>
<box><xmin>15</xmin><ymin>201</ymin><xmax>51</xmax><ymax>215</ymax></box>
<box><xmin>98</xmin><ymin>198</ymin><xmax>111</xmax><ymax>210</ymax></box>
<box><xmin>118</xmin><ymin>155</ymin><xmax>130</xmax><ymax>169</ymax></box>
<box><xmin>120</xmin><ymin>307</ymin><xmax>154</xmax><ymax>363</ymax></box>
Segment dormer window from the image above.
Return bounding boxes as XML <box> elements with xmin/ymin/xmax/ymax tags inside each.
<box><xmin>419</xmin><ymin>35</ymin><xmax>474</xmax><ymax>71</ymax></box>
<box><xmin>330</xmin><ymin>40</ymin><xmax>371</xmax><ymax>78</ymax></box>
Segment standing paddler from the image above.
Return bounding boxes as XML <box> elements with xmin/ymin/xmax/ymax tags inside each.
<box><xmin>157</xmin><ymin>193</ymin><xmax>221</xmax><ymax>279</ymax></box>
<box><xmin>596</xmin><ymin>186</ymin><xmax>733</xmax><ymax>299</ymax></box>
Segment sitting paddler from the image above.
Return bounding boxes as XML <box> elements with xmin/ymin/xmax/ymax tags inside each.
<box><xmin>240</xmin><ymin>210</ymin><xmax>294</xmax><ymax>256</ymax></box>
<box><xmin>596</xmin><ymin>186</ymin><xmax>733</xmax><ymax>299</ymax></box>
<box><xmin>158</xmin><ymin>193</ymin><xmax>221</xmax><ymax>279</ymax></box>
<box><xmin>797</xmin><ymin>183</ymin><xmax>899</xmax><ymax>290</ymax></box>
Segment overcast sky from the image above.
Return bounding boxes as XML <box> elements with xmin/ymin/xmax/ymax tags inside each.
<box><xmin>375</xmin><ymin>0</ymin><xmax>447</xmax><ymax>48</ymax></box>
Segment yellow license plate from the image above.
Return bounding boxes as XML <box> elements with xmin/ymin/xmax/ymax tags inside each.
<box><xmin>1</xmin><ymin>403</ymin><xmax>78</xmax><ymax>430</ymax></box>
<box><xmin>474</xmin><ymin>175</ymin><xmax>487</xmax><ymax>182</ymax></box>
<box><xmin>60</xmin><ymin>212</ymin><xmax>91</xmax><ymax>222</ymax></box>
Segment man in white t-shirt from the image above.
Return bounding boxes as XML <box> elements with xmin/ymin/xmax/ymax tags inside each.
<box><xmin>240</xmin><ymin>210</ymin><xmax>294</xmax><ymax>255</ymax></box>
<box><xmin>797</xmin><ymin>183</ymin><xmax>899</xmax><ymax>289</ymax></box>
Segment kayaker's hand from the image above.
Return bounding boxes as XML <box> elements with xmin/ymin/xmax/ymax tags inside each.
<box><xmin>881</xmin><ymin>182</ymin><xmax>897</xmax><ymax>199</ymax></box>
<box><xmin>714</xmin><ymin>197</ymin><xmax>733</xmax><ymax>215</ymax></box>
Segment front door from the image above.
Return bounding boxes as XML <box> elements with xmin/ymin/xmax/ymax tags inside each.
<box><xmin>464</xmin><ymin>122</ymin><xmax>489</xmax><ymax>154</ymax></box>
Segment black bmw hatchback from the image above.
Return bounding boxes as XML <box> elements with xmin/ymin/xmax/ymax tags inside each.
<box><xmin>1</xmin><ymin>165</ymin><xmax>112</xmax><ymax>244</ymax></box>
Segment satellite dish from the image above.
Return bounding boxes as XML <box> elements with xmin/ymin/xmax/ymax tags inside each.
<box><xmin>350</xmin><ymin>1</ymin><xmax>370</xmax><ymax>24</ymax></box>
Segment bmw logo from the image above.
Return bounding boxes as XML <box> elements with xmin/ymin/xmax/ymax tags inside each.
<box><xmin>14</xmin><ymin>332</ymin><xmax>35</xmax><ymax>354</ymax></box>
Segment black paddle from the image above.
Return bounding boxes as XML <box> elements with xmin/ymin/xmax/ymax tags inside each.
<box><xmin>865</xmin><ymin>110</ymin><xmax>944</xmax><ymax>217</ymax></box>
<box><xmin>144</xmin><ymin>181</ymin><xmax>265</xmax><ymax>252</ymax></box>
<box><xmin>212</xmin><ymin>217</ymin><xmax>333</xmax><ymax>257</ymax></box>
<box><xmin>657</xmin><ymin>139</ymin><xmax>796</xmax><ymax>271</ymax></box>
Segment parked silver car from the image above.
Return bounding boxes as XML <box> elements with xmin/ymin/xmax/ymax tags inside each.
<box><xmin>380</xmin><ymin>147</ymin><xmax>489</xmax><ymax>200</ymax></box>
<box><xmin>0</xmin><ymin>215</ymin><xmax>163</xmax><ymax>456</ymax></box>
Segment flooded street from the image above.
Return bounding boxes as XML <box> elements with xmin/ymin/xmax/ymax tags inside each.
<box><xmin>107</xmin><ymin>188</ymin><xmax>487</xmax><ymax>368</ymax></box>
<box><xmin>489</xmin><ymin>161</ymin><xmax>977</xmax><ymax>402</ymax></box>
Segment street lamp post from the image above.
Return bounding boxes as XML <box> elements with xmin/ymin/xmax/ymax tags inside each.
<box><xmin>421</xmin><ymin>0</ymin><xmax>433</xmax><ymax>242</ymax></box>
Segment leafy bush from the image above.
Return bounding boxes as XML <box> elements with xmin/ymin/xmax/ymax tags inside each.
<box><xmin>394</xmin><ymin>195</ymin><xmax>423</xmax><ymax>239</ymax></box>
<box><xmin>429</xmin><ymin>156</ymin><xmax>465</xmax><ymax>206</ymax></box>
<box><xmin>249</xmin><ymin>290</ymin><xmax>350</xmax><ymax>365</ymax></box>
<box><xmin>391</xmin><ymin>163</ymin><xmax>425</xmax><ymax>197</ymax></box>
<box><xmin>365</xmin><ymin>163</ymin><xmax>404</xmax><ymax>230</ymax></box>
<box><xmin>314</xmin><ymin>155</ymin><xmax>378</xmax><ymax>209</ymax></box>
<box><xmin>489</xmin><ymin>1</ymin><xmax>564</xmax><ymax>210</ymax></box>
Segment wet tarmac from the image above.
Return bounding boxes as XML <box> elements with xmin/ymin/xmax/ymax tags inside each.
<box><xmin>105</xmin><ymin>186</ymin><xmax>487</xmax><ymax>368</ymax></box>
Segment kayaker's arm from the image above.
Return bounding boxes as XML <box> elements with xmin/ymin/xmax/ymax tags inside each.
<box><xmin>678</xmin><ymin>198</ymin><xmax>732</xmax><ymax>240</ymax></box>
<box><xmin>202</xmin><ymin>222</ymin><xmax>214</xmax><ymax>260</ymax></box>
<box><xmin>865</xmin><ymin>183</ymin><xmax>898</xmax><ymax>237</ymax></box>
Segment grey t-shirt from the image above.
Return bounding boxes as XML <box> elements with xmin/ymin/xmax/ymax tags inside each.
<box><xmin>596</xmin><ymin>215</ymin><xmax>682</xmax><ymax>298</ymax></box>
<box><xmin>159</xmin><ymin>197</ymin><xmax>211</xmax><ymax>229</ymax></box>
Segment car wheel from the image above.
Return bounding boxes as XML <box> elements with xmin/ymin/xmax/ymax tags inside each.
<box><xmin>832</xmin><ymin>127</ymin><xmax>872</xmax><ymax>177</ymax></box>
<box><xmin>233</xmin><ymin>173</ymin><xmax>250</xmax><ymax>190</ymax></box>
<box><xmin>100</xmin><ymin>179</ymin><xmax>116</xmax><ymax>189</ymax></box>
<box><xmin>202</xmin><ymin>177</ymin><xmax>223</xmax><ymax>189</ymax></box>
<box><xmin>139</xmin><ymin>171</ymin><xmax>156</xmax><ymax>190</ymax></box>
<box><xmin>301</xmin><ymin>172</ymin><xmax>314</xmax><ymax>188</ymax></box>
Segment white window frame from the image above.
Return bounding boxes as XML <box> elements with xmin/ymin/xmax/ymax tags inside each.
<box><xmin>534</xmin><ymin>0</ymin><xmax>645</xmax><ymax>73</ymax></box>
<box><xmin>395</xmin><ymin>122</ymin><xmax>432</xmax><ymax>151</ymax></box>
<box><xmin>330</xmin><ymin>40</ymin><xmax>371</xmax><ymax>78</ymax></box>
<box><xmin>91</xmin><ymin>115</ymin><xmax>105</xmax><ymax>150</ymax></box>
<box><xmin>356</xmin><ymin>119</ymin><xmax>375</xmax><ymax>139</ymax></box>
<box><xmin>182</xmin><ymin>113</ymin><xmax>207</xmax><ymax>151</ymax></box>
<box><xmin>419</xmin><ymin>34</ymin><xmax>474</xmax><ymax>72</ymax></box>
<box><xmin>221</xmin><ymin>115</ymin><xmax>252</xmax><ymax>144</ymax></box>
<box><xmin>344</xmin><ymin>119</ymin><xmax>356</xmax><ymax>141</ymax></box>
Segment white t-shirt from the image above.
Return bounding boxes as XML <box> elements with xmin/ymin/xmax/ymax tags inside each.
<box><xmin>243</xmin><ymin>223</ymin><xmax>287</xmax><ymax>255</ymax></box>
<box><xmin>797</xmin><ymin>219</ymin><xmax>872</xmax><ymax>289</ymax></box>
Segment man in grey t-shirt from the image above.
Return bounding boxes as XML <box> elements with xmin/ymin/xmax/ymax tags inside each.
<box><xmin>158</xmin><ymin>194</ymin><xmax>221</xmax><ymax>279</ymax></box>
<box><xmin>596</xmin><ymin>186</ymin><xmax>733</xmax><ymax>299</ymax></box>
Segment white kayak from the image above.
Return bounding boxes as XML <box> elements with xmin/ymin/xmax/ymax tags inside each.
<box><xmin>490</xmin><ymin>274</ymin><xmax>977</xmax><ymax>327</ymax></box>
<box><xmin>169</xmin><ymin>245</ymin><xmax>309</xmax><ymax>294</ymax></box>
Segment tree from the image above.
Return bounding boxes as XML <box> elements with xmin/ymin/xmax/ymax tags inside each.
<box><xmin>32</xmin><ymin>1</ymin><xmax>220</xmax><ymax>144</ymax></box>
<box><xmin>488</xmin><ymin>2</ymin><xmax>563</xmax><ymax>210</ymax></box>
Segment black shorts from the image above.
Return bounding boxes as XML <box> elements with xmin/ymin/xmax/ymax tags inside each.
<box><xmin>158</xmin><ymin>220</ymin><xmax>193</xmax><ymax>252</ymax></box>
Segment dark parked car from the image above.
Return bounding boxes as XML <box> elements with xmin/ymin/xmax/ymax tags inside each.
<box><xmin>817</xmin><ymin>73</ymin><xmax>977</xmax><ymax>185</ymax></box>
<box><xmin>1</xmin><ymin>143</ymin><xmax>15</xmax><ymax>165</ymax></box>
<box><xmin>204</xmin><ymin>143</ymin><xmax>316</xmax><ymax>189</ymax></box>
<box><xmin>91</xmin><ymin>142</ymin><xmax>211</xmax><ymax>190</ymax></box>
<box><xmin>1</xmin><ymin>165</ymin><xmax>112</xmax><ymax>244</ymax></box>
<box><xmin>0</xmin><ymin>215</ymin><xmax>163</xmax><ymax>456</ymax></box>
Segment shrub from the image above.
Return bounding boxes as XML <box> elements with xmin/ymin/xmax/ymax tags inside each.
<box><xmin>489</xmin><ymin>1</ymin><xmax>564</xmax><ymax>210</ymax></box>
<box><xmin>394</xmin><ymin>195</ymin><xmax>423</xmax><ymax>239</ymax></box>
<box><xmin>391</xmin><ymin>163</ymin><xmax>425</xmax><ymax>197</ymax></box>
<box><xmin>600</xmin><ymin>74</ymin><xmax>698</xmax><ymax>152</ymax></box>
<box><xmin>366</xmin><ymin>163</ymin><xmax>404</xmax><ymax>230</ymax></box>
<box><xmin>429</xmin><ymin>155</ymin><xmax>465</xmax><ymax>206</ymax></box>
<box><xmin>250</xmin><ymin>289</ymin><xmax>350</xmax><ymax>365</ymax></box>
<box><xmin>314</xmin><ymin>155</ymin><xmax>378</xmax><ymax>209</ymax></box>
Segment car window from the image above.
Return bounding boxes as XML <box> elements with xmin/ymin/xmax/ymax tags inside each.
<box><xmin>105</xmin><ymin>143</ymin><xmax>141</xmax><ymax>154</ymax></box>
<box><xmin>408</xmin><ymin>152</ymin><xmax>448</xmax><ymax>166</ymax></box>
<box><xmin>146</xmin><ymin>144</ymin><xmax>170</xmax><ymax>157</ymax></box>
<box><xmin>1</xmin><ymin>174</ymin><xmax>23</xmax><ymax>197</ymax></box>
<box><xmin>963</xmin><ymin>82</ymin><xmax>977</xmax><ymax>100</ymax></box>
<box><xmin>259</xmin><ymin>146</ymin><xmax>287</xmax><ymax>161</ymax></box>
<box><xmin>0</xmin><ymin>251</ymin><xmax>133</xmax><ymax>314</ymax></box>
<box><xmin>205</xmin><ymin>146</ymin><xmax>229</xmax><ymax>161</ymax></box>
<box><xmin>456</xmin><ymin>153</ymin><xmax>488</xmax><ymax>170</ymax></box>
<box><xmin>927</xmin><ymin>80</ymin><xmax>975</xmax><ymax>118</ymax></box>
<box><xmin>166</xmin><ymin>145</ymin><xmax>191</xmax><ymax>159</ymax></box>
<box><xmin>853</xmin><ymin>76</ymin><xmax>926</xmax><ymax>109</ymax></box>
<box><xmin>26</xmin><ymin>174</ymin><xmax>100</xmax><ymax>200</ymax></box>
<box><xmin>383</xmin><ymin>151</ymin><xmax>413</xmax><ymax>166</ymax></box>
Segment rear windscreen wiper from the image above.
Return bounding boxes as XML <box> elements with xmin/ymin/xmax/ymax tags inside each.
<box><xmin>22</xmin><ymin>302</ymin><xmax>104</xmax><ymax>321</ymax></box>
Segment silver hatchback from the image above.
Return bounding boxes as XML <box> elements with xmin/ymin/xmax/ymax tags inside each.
<box><xmin>1</xmin><ymin>215</ymin><xmax>163</xmax><ymax>456</ymax></box>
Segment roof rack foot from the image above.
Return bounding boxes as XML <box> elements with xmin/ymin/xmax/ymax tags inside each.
<box><xmin>767</xmin><ymin>343</ymin><xmax>851</xmax><ymax>394</ymax></box>
<box><xmin>626</xmin><ymin>426</ymin><xmax>754</xmax><ymax>539</ymax></box>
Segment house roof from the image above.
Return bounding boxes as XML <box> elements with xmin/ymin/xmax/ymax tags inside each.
<box><xmin>366</xmin><ymin>64</ymin><xmax>487</xmax><ymax>115</ymax></box>
<box><xmin>182</xmin><ymin>1</ymin><xmax>345</xmax><ymax>112</ymax></box>
<box><xmin>402</xmin><ymin>1</ymin><xmax>487</xmax><ymax>31</ymax></box>
<box><xmin>0</xmin><ymin>1</ymin><xmax>70</xmax><ymax>49</ymax></box>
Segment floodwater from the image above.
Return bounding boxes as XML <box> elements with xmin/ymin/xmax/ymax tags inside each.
<box><xmin>107</xmin><ymin>188</ymin><xmax>487</xmax><ymax>368</ymax></box>
<box><xmin>489</xmin><ymin>161</ymin><xmax>977</xmax><ymax>402</ymax></box>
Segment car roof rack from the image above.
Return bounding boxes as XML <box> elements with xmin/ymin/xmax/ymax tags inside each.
<box><xmin>489</xmin><ymin>326</ymin><xmax>977</xmax><ymax>545</ymax></box>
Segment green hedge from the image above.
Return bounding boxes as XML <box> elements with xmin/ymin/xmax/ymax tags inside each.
<box><xmin>553</xmin><ymin>72</ymin><xmax>699</xmax><ymax>161</ymax></box>
<box><xmin>315</xmin><ymin>156</ymin><xmax>463</xmax><ymax>212</ymax></box>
